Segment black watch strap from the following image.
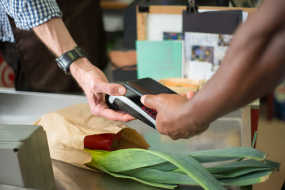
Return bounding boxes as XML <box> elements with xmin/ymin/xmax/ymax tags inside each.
<box><xmin>56</xmin><ymin>46</ymin><xmax>88</xmax><ymax>75</ymax></box>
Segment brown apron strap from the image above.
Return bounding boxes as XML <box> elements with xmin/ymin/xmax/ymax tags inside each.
<box><xmin>9</xmin><ymin>0</ymin><xmax>107</xmax><ymax>93</ymax></box>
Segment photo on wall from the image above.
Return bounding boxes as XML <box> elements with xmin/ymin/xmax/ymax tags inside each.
<box><xmin>218</xmin><ymin>34</ymin><xmax>233</xmax><ymax>46</ymax></box>
<box><xmin>185</xmin><ymin>32</ymin><xmax>233</xmax><ymax>80</ymax></box>
<box><xmin>163</xmin><ymin>32</ymin><xmax>184</xmax><ymax>40</ymax></box>
<box><xmin>191</xmin><ymin>46</ymin><xmax>214</xmax><ymax>64</ymax></box>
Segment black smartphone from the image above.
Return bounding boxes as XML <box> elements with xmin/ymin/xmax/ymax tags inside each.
<box><xmin>124</xmin><ymin>77</ymin><xmax>177</xmax><ymax>96</ymax></box>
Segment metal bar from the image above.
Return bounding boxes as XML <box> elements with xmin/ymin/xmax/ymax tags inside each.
<box><xmin>241</xmin><ymin>105</ymin><xmax>252</xmax><ymax>148</ymax></box>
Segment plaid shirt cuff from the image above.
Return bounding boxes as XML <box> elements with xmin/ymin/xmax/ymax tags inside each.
<box><xmin>14</xmin><ymin>0</ymin><xmax>62</xmax><ymax>30</ymax></box>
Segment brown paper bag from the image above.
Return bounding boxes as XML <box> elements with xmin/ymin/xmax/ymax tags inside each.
<box><xmin>34</xmin><ymin>104</ymin><xmax>150</xmax><ymax>170</ymax></box>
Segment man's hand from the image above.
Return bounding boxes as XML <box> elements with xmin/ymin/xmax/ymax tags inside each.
<box><xmin>141</xmin><ymin>91</ymin><xmax>209</xmax><ymax>140</ymax></box>
<box><xmin>33</xmin><ymin>18</ymin><xmax>134</xmax><ymax>122</ymax></box>
<box><xmin>70</xmin><ymin>58</ymin><xmax>135</xmax><ymax>122</ymax></box>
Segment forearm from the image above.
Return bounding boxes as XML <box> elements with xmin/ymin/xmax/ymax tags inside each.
<box><xmin>33</xmin><ymin>18</ymin><xmax>76</xmax><ymax>57</ymax></box>
<box><xmin>33</xmin><ymin>17</ymin><xmax>94</xmax><ymax>79</ymax></box>
<box><xmin>188</xmin><ymin>0</ymin><xmax>285</xmax><ymax>127</ymax></box>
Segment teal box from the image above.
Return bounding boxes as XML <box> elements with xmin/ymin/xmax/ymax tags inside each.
<box><xmin>136</xmin><ymin>41</ymin><xmax>183</xmax><ymax>80</ymax></box>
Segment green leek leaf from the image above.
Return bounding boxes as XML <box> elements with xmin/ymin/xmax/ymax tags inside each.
<box><xmin>84</xmin><ymin>147</ymin><xmax>279</xmax><ymax>190</ymax></box>
<box><xmin>85</xmin><ymin>158</ymin><xmax>177</xmax><ymax>189</ymax></box>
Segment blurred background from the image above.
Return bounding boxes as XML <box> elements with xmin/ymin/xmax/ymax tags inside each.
<box><xmin>0</xmin><ymin>0</ymin><xmax>284</xmax><ymax>189</ymax></box>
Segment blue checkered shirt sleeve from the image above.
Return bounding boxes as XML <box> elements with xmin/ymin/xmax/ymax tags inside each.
<box><xmin>0</xmin><ymin>6</ymin><xmax>14</xmax><ymax>42</ymax></box>
<box><xmin>0</xmin><ymin>0</ymin><xmax>62</xmax><ymax>30</ymax></box>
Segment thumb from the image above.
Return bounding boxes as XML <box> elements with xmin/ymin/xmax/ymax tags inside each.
<box><xmin>141</xmin><ymin>95</ymin><xmax>157</xmax><ymax>109</ymax></box>
<box><xmin>92</xmin><ymin>81</ymin><xmax>126</xmax><ymax>96</ymax></box>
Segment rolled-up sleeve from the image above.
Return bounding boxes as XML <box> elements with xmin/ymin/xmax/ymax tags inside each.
<box><xmin>0</xmin><ymin>0</ymin><xmax>62</xmax><ymax>30</ymax></box>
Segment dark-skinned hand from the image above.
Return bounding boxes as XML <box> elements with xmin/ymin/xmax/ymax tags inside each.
<box><xmin>141</xmin><ymin>91</ymin><xmax>209</xmax><ymax>140</ymax></box>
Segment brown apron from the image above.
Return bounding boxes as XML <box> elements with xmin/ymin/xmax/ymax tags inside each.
<box><xmin>8</xmin><ymin>0</ymin><xmax>107</xmax><ymax>93</ymax></box>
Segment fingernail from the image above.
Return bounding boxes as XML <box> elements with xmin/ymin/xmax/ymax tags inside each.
<box><xmin>118</xmin><ymin>87</ymin><xmax>125</xmax><ymax>95</ymax></box>
<box><xmin>141</xmin><ymin>95</ymin><xmax>146</xmax><ymax>104</ymax></box>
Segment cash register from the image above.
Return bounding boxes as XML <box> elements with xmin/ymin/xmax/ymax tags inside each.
<box><xmin>0</xmin><ymin>125</ymin><xmax>54</xmax><ymax>190</ymax></box>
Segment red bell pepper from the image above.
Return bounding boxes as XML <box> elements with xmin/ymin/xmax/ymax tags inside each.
<box><xmin>84</xmin><ymin>131</ymin><xmax>122</xmax><ymax>151</ymax></box>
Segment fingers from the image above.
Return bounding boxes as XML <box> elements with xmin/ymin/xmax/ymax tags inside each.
<box><xmin>157</xmin><ymin>125</ymin><xmax>206</xmax><ymax>140</ymax></box>
<box><xmin>141</xmin><ymin>95</ymin><xmax>158</xmax><ymax>109</ymax></box>
<box><xmin>187</xmin><ymin>91</ymin><xmax>195</xmax><ymax>99</ymax></box>
<box><xmin>180</xmin><ymin>92</ymin><xmax>194</xmax><ymax>99</ymax></box>
<box><xmin>86</xmin><ymin>90</ymin><xmax>135</xmax><ymax>122</ymax></box>
<box><xmin>100</xmin><ymin>108</ymin><xmax>136</xmax><ymax>122</ymax></box>
<box><xmin>92</xmin><ymin>104</ymin><xmax>135</xmax><ymax>122</ymax></box>
<box><xmin>91</xmin><ymin>81</ymin><xmax>126</xmax><ymax>96</ymax></box>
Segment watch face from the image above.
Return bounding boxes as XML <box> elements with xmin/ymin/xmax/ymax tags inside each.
<box><xmin>56</xmin><ymin>58</ymin><xmax>63</xmax><ymax>69</ymax></box>
<box><xmin>56</xmin><ymin>58</ymin><xmax>68</xmax><ymax>74</ymax></box>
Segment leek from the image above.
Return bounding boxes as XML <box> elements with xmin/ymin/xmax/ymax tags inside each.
<box><xmin>84</xmin><ymin>147</ymin><xmax>280</xmax><ymax>190</ymax></box>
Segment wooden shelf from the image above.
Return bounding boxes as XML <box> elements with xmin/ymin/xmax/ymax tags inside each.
<box><xmin>100</xmin><ymin>1</ymin><xmax>130</xmax><ymax>10</ymax></box>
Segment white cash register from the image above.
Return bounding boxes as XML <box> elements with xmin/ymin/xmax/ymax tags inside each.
<box><xmin>0</xmin><ymin>125</ymin><xmax>54</xmax><ymax>190</ymax></box>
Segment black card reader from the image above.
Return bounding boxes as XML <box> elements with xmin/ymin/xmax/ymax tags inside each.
<box><xmin>106</xmin><ymin>94</ymin><xmax>157</xmax><ymax>129</ymax></box>
<box><xmin>106</xmin><ymin>78</ymin><xmax>177</xmax><ymax>129</ymax></box>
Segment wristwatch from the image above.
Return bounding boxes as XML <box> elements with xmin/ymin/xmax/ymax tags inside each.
<box><xmin>56</xmin><ymin>46</ymin><xmax>88</xmax><ymax>75</ymax></box>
